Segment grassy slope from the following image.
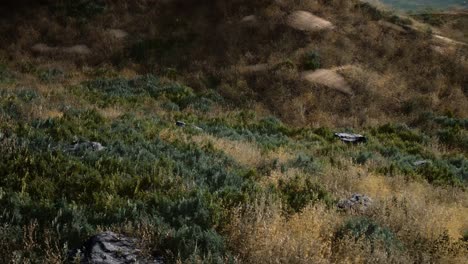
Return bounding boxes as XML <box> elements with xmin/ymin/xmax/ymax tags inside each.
<box><xmin>0</xmin><ymin>0</ymin><xmax>467</xmax><ymax>263</ymax></box>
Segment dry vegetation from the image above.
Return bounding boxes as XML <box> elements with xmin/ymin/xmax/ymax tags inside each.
<box><xmin>0</xmin><ymin>0</ymin><xmax>467</xmax><ymax>263</ymax></box>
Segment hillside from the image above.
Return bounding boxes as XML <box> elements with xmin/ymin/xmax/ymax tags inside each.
<box><xmin>0</xmin><ymin>0</ymin><xmax>467</xmax><ymax>263</ymax></box>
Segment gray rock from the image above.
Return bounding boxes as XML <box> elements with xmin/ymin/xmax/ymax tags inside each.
<box><xmin>70</xmin><ymin>231</ymin><xmax>162</xmax><ymax>264</ymax></box>
<box><xmin>334</xmin><ymin>133</ymin><xmax>367</xmax><ymax>143</ymax></box>
<box><xmin>337</xmin><ymin>193</ymin><xmax>373</xmax><ymax>212</ymax></box>
<box><xmin>70</xmin><ymin>141</ymin><xmax>106</xmax><ymax>152</ymax></box>
<box><xmin>413</xmin><ymin>160</ymin><xmax>431</xmax><ymax>166</ymax></box>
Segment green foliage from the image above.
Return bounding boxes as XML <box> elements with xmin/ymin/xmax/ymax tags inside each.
<box><xmin>388</xmin><ymin>15</ymin><xmax>413</xmax><ymax>26</ymax></box>
<box><xmin>462</xmin><ymin>230</ymin><xmax>468</xmax><ymax>242</ymax></box>
<box><xmin>413</xmin><ymin>12</ymin><xmax>444</xmax><ymax>26</ymax></box>
<box><xmin>59</xmin><ymin>0</ymin><xmax>106</xmax><ymax>19</ymax></box>
<box><xmin>0</xmin><ymin>64</ymin><xmax>14</xmax><ymax>84</ymax></box>
<box><xmin>336</xmin><ymin>217</ymin><xmax>402</xmax><ymax>252</ymax></box>
<box><xmin>278</xmin><ymin>174</ymin><xmax>334</xmax><ymax>214</ymax></box>
<box><xmin>354</xmin><ymin>151</ymin><xmax>373</xmax><ymax>165</ymax></box>
<box><xmin>357</xmin><ymin>2</ymin><xmax>385</xmax><ymax>20</ymax></box>
<box><xmin>38</xmin><ymin>68</ymin><xmax>64</xmax><ymax>83</ymax></box>
<box><xmin>303</xmin><ymin>51</ymin><xmax>321</xmax><ymax>70</ymax></box>
<box><xmin>0</xmin><ymin>102</ymin><xmax>260</xmax><ymax>261</ymax></box>
<box><xmin>81</xmin><ymin>75</ymin><xmax>196</xmax><ymax>108</ymax></box>
<box><xmin>287</xmin><ymin>153</ymin><xmax>322</xmax><ymax>173</ymax></box>
<box><xmin>129</xmin><ymin>37</ymin><xmax>194</xmax><ymax>68</ymax></box>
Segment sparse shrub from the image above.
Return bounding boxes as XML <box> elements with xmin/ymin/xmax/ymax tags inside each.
<box><xmin>279</xmin><ymin>174</ymin><xmax>334</xmax><ymax>214</ymax></box>
<box><xmin>0</xmin><ymin>64</ymin><xmax>14</xmax><ymax>84</ymax></box>
<box><xmin>462</xmin><ymin>230</ymin><xmax>468</xmax><ymax>242</ymax></box>
<box><xmin>17</xmin><ymin>88</ymin><xmax>39</xmax><ymax>102</ymax></box>
<box><xmin>335</xmin><ymin>217</ymin><xmax>402</xmax><ymax>253</ymax></box>
<box><xmin>38</xmin><ymin>68</ymin><xmax>64</xmax><ymax>83</ymax></box>
<box><xmin>414</xmin><ymin>12</ymin><xmax>444</xmax><ymax>26</ymax></box>
<box><xmin>161</xmin><ymin>101</ymin><xmax>180</xmax><ymax>112</ymax></box>
<box><xmin>288</xmin><ymin>153</ymin><xmax>322</xmax><ymax>173</ymax></box>
<box><xmin>129</xmin><ymin>37</ymin><xmax>193</xmax><ymax>68</ymax></box>
<box><xmin>303</xmin><ymin>51</ymin><xmax>321</xmax><ymax>70</ymax></box>
<box><xmin>357</xmin><ymin>2</ymin><xmax>384</xmax><ymax>20</ymax></box>
<box><xmin>58</xmin><ymin>0</ymin><xmax>106</xmax><ymax>19</ymax></box>
<box><xmin>388</xmin><ymin>15</ymin><xmax>413</xmax><ymax>26</ymax></box>
<box><xmin>355</xmin><ymin>151</ymin><xmax>373</xmax><ymax>165</ymax></box>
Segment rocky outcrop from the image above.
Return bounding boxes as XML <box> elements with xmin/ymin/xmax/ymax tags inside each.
<box><xmin>337</xmin><ymin>193</ymin><xmax>373</xmax><ymax>213</ymax></box>
<box><xmin>69</xmin><ymin>141</ymin><xmax>106</xmax><ymax>153</ymax></box>
<box><xmin>69</xmin><ymin>231</ymin><xmax>162</xmax><ymax>264</ymax></box>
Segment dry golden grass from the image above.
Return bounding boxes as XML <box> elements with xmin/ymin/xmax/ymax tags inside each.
<box><xmin>228</xmin><ymin>200</ymin><xmax>341</xmax><ymax>264</ymax></box>
<box><xmin>193</xmin><ymin>134</ymin><xmax>264</xmax><ymax>168</ymax></box>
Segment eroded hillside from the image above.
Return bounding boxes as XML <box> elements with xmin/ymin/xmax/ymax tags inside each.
<box><xmin>0</xmin><ymin>0</ymin><xmax>467</xmax><ymax>263</ymax></box>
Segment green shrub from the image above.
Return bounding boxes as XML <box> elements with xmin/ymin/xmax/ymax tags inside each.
<box><xmin>129</xmin><ymin>37</ymin><xmax>194</xmax><ymax>67</ymax></box>
<box><xmin>414</xmin><ymin>12</ymin><xmax>444</xmax><ymax>27</ymax></box>
<box><xmin>303</xmin><ymin>51</ymin><xmax>321</xmax><ymax>70</ymax></box>
<box><xmin>336</xmin><ymin>217</ymin><xmax>402</xmax><ymax>253</ymax></box>
<box><xmin>38</xmin><ymin>68</ymin><xmax>64</xmax><ymax>83</ymax></box>
<box><xmin>462</xmin><ymin>230</ymin><xmax>468</xmax><ymax>242</ymax></box>
<box><xmin>279</xmin><ymin>174</ymin><xmax>334</xmax><ymax>214</ymax></box>
<box><xmin>60</xmin><ymin>0</ymin><xmax>106</xmax><ymax>19</ymax></box>
<box><xmin>0</xmin><ymin>64</ymin><xmax>14</xmax><ymax>84</ymax></box>
<box><xmin>288</xmin><ymin>153</ymin><xmax>322</xmax><ymax>173</ymax></box>
<box><xmin>357</xmin><ymin>2</ymin><xmax>385</xmax><ymax>20</ymax></box>
<box><xmin>355</xmin><ymin>151</ymin><xmax>373</xmax><ymax>165</ymax></box>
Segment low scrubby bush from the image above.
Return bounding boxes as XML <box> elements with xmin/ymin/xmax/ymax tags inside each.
<box><xmin>303</xmin><ymin>51</ymin><xmax>321</xmax><ymax>70</ymax></box>
<box><xmin>279</xmin><ymin>174</ymin><xmax>334</xmax><ymax>214</ymax></box>
<box><xmin>335</xmin><ymin>217</ymin><xmax>402</xmax><ymax>253</ymax></box>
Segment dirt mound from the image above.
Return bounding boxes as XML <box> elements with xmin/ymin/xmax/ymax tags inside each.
<box><xmin>31</xmin><ymin>43</ymin><xmax>91</xmax><ymax>56</ymax></box>
<box><xmin>286</xmin><ymin>11</ymin><xmax>334</xmax><ymax>32</ymax></box>
<box><xmin>238</xmin><ymin>63</ymin><xmax>270</xmax><ymax>74</ymax></box>
<box><xmin>302</xmin><ymin>69</ymin><xmax>353</xmax><ymax>95</ymax></box>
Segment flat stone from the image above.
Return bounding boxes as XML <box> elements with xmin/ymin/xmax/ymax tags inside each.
<box><xmin>334</xmin><ymin>133</ymin><xmax>367</xmax><ymax>143</ymax></box>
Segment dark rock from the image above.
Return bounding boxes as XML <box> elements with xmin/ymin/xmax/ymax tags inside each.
<box><xmin>176</xmin><ymin>121</ymin><xmax>186</xmax><ymax>127</ymax></box>
<box><xmin>334</xmin><ymin>133</ymin><xmax>367</xmax><ymax>143</ymax></box>
<box><xmin>69</xmin><ymin>231</ymin><xmax>163</xmax><ymax>264</ymax></box>
<box><xmin>337</xmin><ymin>193</ymin><xmax>373</xmax><ymax>212</ymax></box>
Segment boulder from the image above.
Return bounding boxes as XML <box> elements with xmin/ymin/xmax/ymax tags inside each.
<box><xmin>334</xmin><ymin>133</ymin><xmax>367</xmax><ymax>143</ymax></box>
<box><xmin>176</xmin><ymin>121</ymin><xmax>186</xmax><ymax>127</ymax></box>
<box><xmin>69</xmin><ymin>231</ymin><xmax>162</xmax><ymax>264</ymax></box>
<box><xmin>337</xmin><ymin>193</ymin><xmax>373</xmax><ymax>212</ymax></box>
